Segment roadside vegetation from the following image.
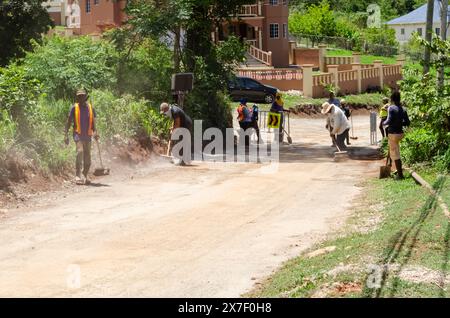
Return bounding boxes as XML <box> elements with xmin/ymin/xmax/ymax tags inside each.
<box><xmin>0</xmin><ymin>35</ymin><xmax>172</xmax><ymax>182</ymax></box>
<box><xmin>250</xmin><ymin>173</ymin><xmax>450</xmax><ymax>298</ymax></box>
<box><xmin>0</xmin><ymin>0</ymin><xmax>250</xmax><ymax>187</ymax></box>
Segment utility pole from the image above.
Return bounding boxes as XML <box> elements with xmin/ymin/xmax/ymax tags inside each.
<box><xmin>438</xmin><ymin>0</ymin><xmax>449</xmax><ymax>89</ymax></box>
<box><xmin>424</xmin><ymin>0</ymin><xmax>435</xmax><ymax>74</ymax></box>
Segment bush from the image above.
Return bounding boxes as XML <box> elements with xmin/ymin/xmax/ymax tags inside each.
<box><xmin>358</xmin><ymin>26</ymin><xmax>398</xmax><ymax>56</ymax></box>
<box><xmin>23</xmin><ymin>36</ymin><xmax>117</xmax><ymax>100</ymax></box>
<box><xmin>90</xmin><ymin>89</ymin><xmax>170</xmax><ymax>140</ymax></box>
<box><xmin>401</xmin><ymin>128</ymin><xmax>439</xmax><ymax>165</ymax></box>
<box><xmin>0</xmin><ymin>110</ymin><xmax>17</xmax><ymax>155</ymax></box>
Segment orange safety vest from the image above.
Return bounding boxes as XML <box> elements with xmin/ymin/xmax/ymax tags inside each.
<box><xmin>74</xmin><ymin>103</ymin><xmax>94</xmax><ymax>136</ymax></box>
<box><xmin>237</xmin><ymin>104</ymin><xmax>245</xmax><ymax>122</ymax></box>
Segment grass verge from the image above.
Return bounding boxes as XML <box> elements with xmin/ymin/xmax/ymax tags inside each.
<box><xmin>248</xmin><ymin>172</ymin><xmax>450</xmax><ymax>298</ymax></box>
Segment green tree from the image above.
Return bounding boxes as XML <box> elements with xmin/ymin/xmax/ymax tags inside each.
<box><xmin>23</xmin><ymin>36</ymin><xmax>117</xmax><ymax>99</ymax></box>
<box><xmin>124</xmin><ymin>0</ymin><xmax>251</xmax><ymax>129</ymax></box>
<box><xmin>0</xmin><ymin>0</ymin><xmax>53</xmax><ymax>66</ymax></box>
<box><xmin>289</xmin><ymin>0</ymin><xmax>337</xmax><ymax>46</ymax></box>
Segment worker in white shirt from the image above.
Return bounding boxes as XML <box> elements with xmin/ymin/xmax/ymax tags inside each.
<box><xmin>321</xmin><ymin>102</ymin><xmax>351</xmax><ymax>150</ymax></box>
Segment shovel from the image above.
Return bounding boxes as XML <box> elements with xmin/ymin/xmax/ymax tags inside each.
<box><xmin>283</xmin><ymin>128</ymin><xmax>293</xmax><ymax>144</ymax></box>
<box><xmin>379</xmin><ymin>150</ymin><xmax>392</xmax><ymax>179</ymax></box>
<box><xmin>93</xmin><ymin>139</ymin><xmax>110</xmax><ymax>177</ymax></box>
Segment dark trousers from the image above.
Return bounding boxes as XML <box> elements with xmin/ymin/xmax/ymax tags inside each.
<box><xmin>336</xmin><ymin>129</ymin><xmax>349</xmax><ymax>150</ymax></box>
<box><xmin>239</xmin><ymin>122</ymin><xmax>251</xmax><ymax>147</ymax></box>
<box><xmin>379</xmin><ymin>117</ymin><xmax>388</xmax><ymax>138</ymax></box>
<box><xmin>76</xmin><ymin>141</ymin><xmax>92</xmax><ymax>177</ymax></box>
<box><xmin>344</xmin><ymin>128</ymin><xmax>350</xmax><ymax>144</ymax></box>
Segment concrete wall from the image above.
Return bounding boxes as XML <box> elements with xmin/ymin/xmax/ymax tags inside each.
<box><xmin>258</xmin><ymin>79</ymin><xmax>303</xmax><ymax>91</ymax></box>
<box><xmin>293</xmin><ymin>48</ymin><xmax>320</xmax><ymax>68</ymax></box>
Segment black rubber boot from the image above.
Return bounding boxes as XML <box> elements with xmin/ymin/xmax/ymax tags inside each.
<box><xmin>394</xmin><ymin>159</ymin><xmax>404</xmax><ymax>180</ymax></box>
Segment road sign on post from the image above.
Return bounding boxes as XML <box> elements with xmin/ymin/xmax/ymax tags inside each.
<box><xmin>171</xmin><ymin>73</ymin><xmax>194</xmax><ymax>109</ymax></box>
<box><xmin>267</xmin><ymin>112</ymin><xmax>281</xmax><ymax>129</ymax></box>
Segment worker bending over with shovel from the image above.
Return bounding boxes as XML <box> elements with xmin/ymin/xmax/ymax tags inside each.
<box><xmin>321</xmin><ymin>102</ymin><xmax>350</xmax><ymax>151</ymax></box>
<box><xmin>160</xmin><ymin>103</ymin><xmax>193</xmax><ymax>166</ymax></box>
<box><xmin>64</xmin><ymin>89</ymin><xmax>99</xmax><ymax>185</ymax></box>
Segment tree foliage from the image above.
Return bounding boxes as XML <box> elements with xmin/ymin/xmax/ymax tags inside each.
<box><xmin>0</xmin><ymin>0</ymin><xmax>53</xmax><ymax>66</ymax></box>
<box><xmin>22</xmin><ymin>36</ymin><xmax>117</xmax><ymax>99</ymax></box>
<box><xmin>290</xmin><ymin>0</ymin><xmax>427</xmax><ymax>20</ymax></box>
<box><xmin>399</xmin><ymin>35</ymin><xmax>450</xmax><ymax>170</ymax></box>
<box><xmin>125</xmin><ymin>0</ymin><xmax>252</xmax><ymax>129</ymax></box>
<box><xmin>289</xmin><ymin>0</ymin><xmax>337</xmax><ymax>45</ymax></box>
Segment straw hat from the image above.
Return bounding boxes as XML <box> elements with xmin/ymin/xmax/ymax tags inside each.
<box><xmin>160</xmin><ymin>102</ymin><xmax>170</xmax><ymax>115</ymax></box>
<box><xmin>321</xmin><ymin>102</ymin><xmax>333</xmax><ymax>114</ymax></box>
<box><xmin>76</xmin><ymin>89</ymin><xmax>87</xmax><ymax>96</ymax></box>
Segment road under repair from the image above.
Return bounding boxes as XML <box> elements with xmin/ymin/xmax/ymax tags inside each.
<box><xmin>0</xmin><ymin>116</ymin><xmax>381</xmax><ymax>297</ymax></box>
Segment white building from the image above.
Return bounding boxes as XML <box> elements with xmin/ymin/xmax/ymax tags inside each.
<box><xmin>387</xmin><ymin>0</ymin><xmax>446</xmax><ymax>44</ymax></box>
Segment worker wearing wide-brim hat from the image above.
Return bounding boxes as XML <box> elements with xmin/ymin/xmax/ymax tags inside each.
<box><xmin>321</xmin><ymin>102</ymin><xmax>350</xmax><ymax>151</ymax></box>
<box><xmin>64</xmin><ymin>89</ymin><xmax>99</xmax><ymax>185</ymax></box>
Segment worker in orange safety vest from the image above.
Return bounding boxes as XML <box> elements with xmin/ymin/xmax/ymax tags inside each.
<box><xmin>64</xmin><ymin>89</ymin><xmax>99</xmax><ymax>185</ymax></box>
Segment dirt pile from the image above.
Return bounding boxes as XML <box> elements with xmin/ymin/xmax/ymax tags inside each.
<box><xmin>0</xmin><ymin>134</ymin><xmax>166</xmax><ymax>206</ymax></box>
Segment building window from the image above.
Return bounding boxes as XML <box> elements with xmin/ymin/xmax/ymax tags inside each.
<box><xmin>94</xmin><ymin>0</ymin><xmax>99</xmax><ymax>5</ymax></box>
<box><xmin>417</xmin><ymin>28</ymin><xmax>423</xmax><ymax>36</ymax></box>
<box><xmin>283</xmin><ymin>23</ymin><xmax>287</xmax><ymax>38</ymax></box>
<box><xmin>86</xmin><ymin>0</ymin><xmax>91</xmax><ymax>13</ymax></box>
<box><xmin>270</xmin><ymin>0</ymin><xmax>278</xmax><ymax>5</ymax></box>
<box><xmin>401</xmin><ymin>28</ymin><xmax>405</xmax><ymax>35</ymax></box>
<box><xmin>270</xmin><ymin>24</ymin><xmax>279</xmax><ymax>39</ymax></box>
<box><xmin>283</xmin><ymin>0</ymin><xmax>288</xmax><ymax>4</ymax></box>
<box><xmin>436</xmin><ymin>28</ymin><xmax>441</xmax><ymax>36</ymax></box>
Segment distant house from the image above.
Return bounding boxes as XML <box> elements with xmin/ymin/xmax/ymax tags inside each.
<box><xmin>213</xmin><ymin>0</ymin><xmax>290</xmax><ymax>68</ymax></box>
<box><xmin>387</xmin><ymin>0</ymin><xmax>445</xmax><ymax>44</ymax></box>
<box><xmin>43</xmin><ymin>1</ymin><xmax>65</xmax><ymax>26</ymax></box>
<box><xmin>45</xmin><ymin>0</ymin><xmax>127</xmax><ymax>35</ymax></box>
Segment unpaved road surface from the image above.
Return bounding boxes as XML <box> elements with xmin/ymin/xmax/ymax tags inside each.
<box><xmin>0</xmin><ymin>116</ymin><xmax>380</xmax><ymax>297</ymax></box>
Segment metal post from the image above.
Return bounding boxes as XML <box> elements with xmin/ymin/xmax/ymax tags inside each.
<box><xmin>370</xmin><ymin>112</ymin><xmax>378</xmax><ymax>145</ymax></box>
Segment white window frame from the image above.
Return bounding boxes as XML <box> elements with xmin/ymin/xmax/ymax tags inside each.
<box><xmin>270</xmin><ymin>0</ymin><xmax>279</xmax><ymax>5</ymax></box>
<box><xmin>270</xmin><ymin>23</ymin><xmax>279</xmax><ymax>39</ymax></box>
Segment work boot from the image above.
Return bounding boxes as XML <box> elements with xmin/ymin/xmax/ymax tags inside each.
<box><xmin>75</xmin><ymin>176</ymin><xmax>84</xmax><ymax>185</ymax></box>
<box><xmin>394</xmin><ymin>159</ymin><xmax>404</xmax><ymax>180</ymax></box>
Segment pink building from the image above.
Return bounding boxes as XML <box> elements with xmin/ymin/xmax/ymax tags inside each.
<box><xmin>214</xmin><ymin>0</ymin><xmax>290</xmax><ymax>68</ymax></box>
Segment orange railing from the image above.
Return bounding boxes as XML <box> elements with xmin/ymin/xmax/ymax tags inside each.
<box><xmin>238</xmin><ymin>3</ymin><xmax>261</xmax><ymax>16</ymax></box>
<box><xmin>248</xmin><ymin>45</ymin><xmax>272</xmax><ymax>66</ymax></box>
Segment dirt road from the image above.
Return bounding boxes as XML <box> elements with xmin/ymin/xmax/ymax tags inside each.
<box><xmin>0</xmin><ymin>116</ymin><xmax>380</xmax><ymax>297</ymax></box>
